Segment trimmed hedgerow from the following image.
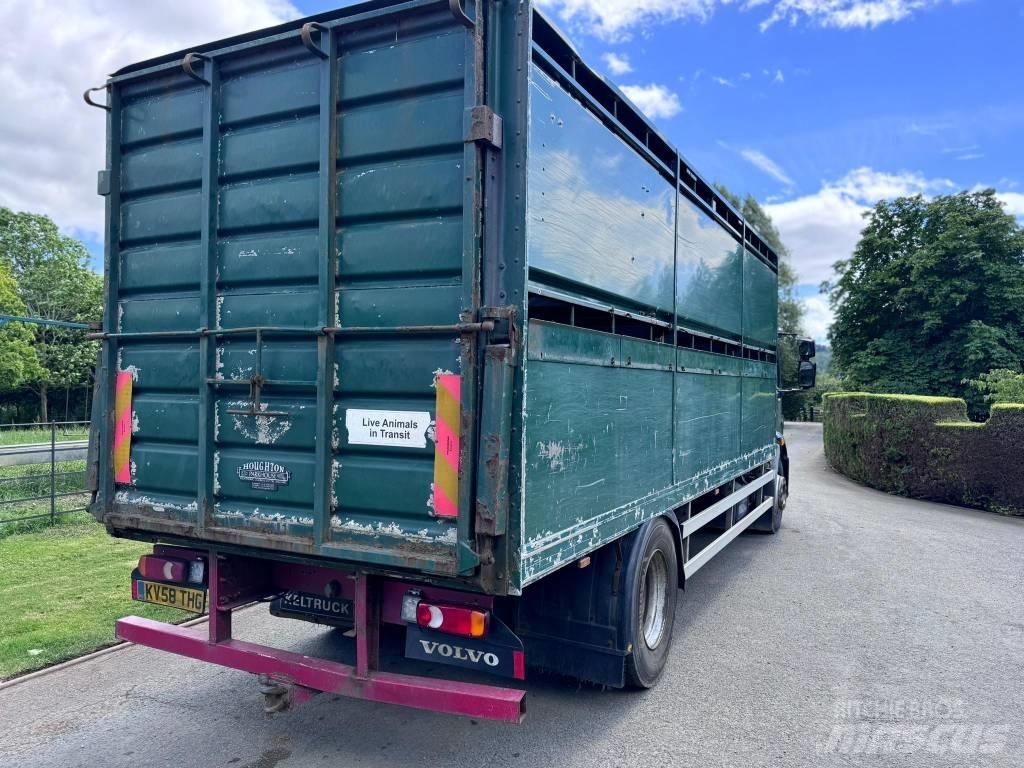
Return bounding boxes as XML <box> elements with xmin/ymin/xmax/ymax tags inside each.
<box><xmin>822</xmin><ymin>393</ymin><xmax>1024</xmax><ymax>516</ymax></box>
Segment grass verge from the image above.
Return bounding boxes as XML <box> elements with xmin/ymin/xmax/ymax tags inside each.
<box><xmin>0</xmin><ymin>427</ymin><xmax>89</xmax><ymax>446</ymax></box>
<box><xmin>0</xmin><ymin>517</ymin><xmax>194</xmax><ymax>680</ymax></box>
<box><xmin>0</xmin><ymin>460</ymin><xmax>89</xmax><ymax>533</ymax></box>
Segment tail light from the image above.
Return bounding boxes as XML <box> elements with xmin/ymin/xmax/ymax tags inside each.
<box><xmin>402</xmin><ymin>593</ymin><xmax>488</xmax><ymax>638</ymax></box>
<box><xmin>138</xmin><ymin>555</ymin><xmax>205</xmax><ymax>585</ymax></box>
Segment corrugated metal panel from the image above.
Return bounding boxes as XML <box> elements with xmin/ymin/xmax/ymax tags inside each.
<box><xmin>99</xmin><ymin>4</ymin><xmax>480</xmax><ymax>578</ymax></box>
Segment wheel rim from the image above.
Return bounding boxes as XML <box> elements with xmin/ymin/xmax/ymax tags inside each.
<box><xmin>639</xmin><ymin>549</ymin><xmax>669</xmax><ymax>650</ymax></box>
<box><xmin>776</xmin><ymin>474</ymin><xmax>788</xmax><ymax>508</ymax></box>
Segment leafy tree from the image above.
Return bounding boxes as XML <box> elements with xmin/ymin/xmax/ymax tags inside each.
<box><xmin>965</xmin><ymin>368</ymin><xmax>1024</xmax><ymax>406</ymax></box>
<box><xmin>0</xmin><ymin>209</ymin><xmax>102</xmax><ymax>421</ymax></box>
<box><xmin>825</xmin><ymin>189</ymin><xmax>1024</xmax><ymax>418</ymax></box>
<box><xmin>0</xmin><ymin>261</ymin><xmax>43</xmax><ymax>391</ymax></box>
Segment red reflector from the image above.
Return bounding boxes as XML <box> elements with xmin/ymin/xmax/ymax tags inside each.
<box><xmin>513</xmin><ymin>650</ymin><xmax>525</xmax><ymax>681</ymax></box>
<box><xmin>138</xmin><ymin>555</ymin><xmax>187</xmax><ymax>583</ymax></box>
<box><xmin>415</xmin><ymin>602</ymin><xmax>488</xmax><ymax>638</ymax></box>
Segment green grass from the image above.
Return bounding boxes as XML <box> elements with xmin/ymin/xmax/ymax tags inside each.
<box><xmin>0</xmin><ymin>518</ymin><xmax>190</xmax><ymax>680</ymax></box>
<box><xmin>0</xmin><ymin>427</ymin><xmax>89</xmax><ymax>446</ymax></box>
<box><xmin>0</xmin><ymin>460</ymin><xmax>90</xmax><ymax>534</ymax></box>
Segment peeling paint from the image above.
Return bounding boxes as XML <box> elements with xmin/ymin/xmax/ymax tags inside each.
<box><xmin>230</xmin><ymin>402</ymin><xmax>292</xmax><ymax>445</ymax></box>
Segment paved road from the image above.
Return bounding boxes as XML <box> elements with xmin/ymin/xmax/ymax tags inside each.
<box><xmin>2</xmin><ymin>423</ymin><xmax>1022</xmax><ymax>767</ymax></box>
<box><xmin>0</xmin><ymin>440</ymin><xmax>87</xmax><ymax>467</ymax></box>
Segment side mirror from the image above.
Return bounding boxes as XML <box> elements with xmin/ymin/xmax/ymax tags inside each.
<box><xmin>799</xmin><ymin>360</ymin><xmax>817</xmax><ymax>389</ymax></box>
<box><xmin>798</xmin><ymin>338</ymin><xmax>816</xmax><ymax>360</ymax></box>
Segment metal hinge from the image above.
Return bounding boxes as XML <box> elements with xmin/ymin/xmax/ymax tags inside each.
<box><xmin>465</xmin><ymin>106</ymin><xmax>503</xmax><ymax>150</ymax></box>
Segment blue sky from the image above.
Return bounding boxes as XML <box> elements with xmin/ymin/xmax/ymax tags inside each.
<box><xmin>10</xmin><ymin>0</ymin><xmax>1021</xmax><ymax>341</ymax></box>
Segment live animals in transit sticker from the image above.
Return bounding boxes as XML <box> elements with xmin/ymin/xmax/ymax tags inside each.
<box><xmin>345</xmin><ymin>409</ymin><xmax>431</xmax><ymax>449</ymax></box>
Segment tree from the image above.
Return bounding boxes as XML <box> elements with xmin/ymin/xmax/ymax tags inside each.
<box><xmin>0</xmin><ymin>261</ymin><xmax>43</xmax><ymax>391</ymax></box>
<box><xmin>825</xmin><ymin>189</ymin><xmax>1024</xmax><ymax>417</ymax></box>
<box><xmin>0</xmin><ymin>209</ymin><xmax>102</xmax><ymax>421</ymax></box>
<box><xmin>965</xmin><ymin>368</ymin><xmax>1024</xmax><ymax>406</ymax></box>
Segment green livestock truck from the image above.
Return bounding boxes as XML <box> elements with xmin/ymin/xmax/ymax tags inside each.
<box><xmin>86</xmin><ymin>0</ymin><xmax>816</xmax><ymax>723</ymax></box>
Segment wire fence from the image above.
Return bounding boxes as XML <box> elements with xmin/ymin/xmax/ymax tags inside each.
<box><xmin>0</xmin><ymin>420</ymin><xmax>91</xmax><ymax>534</ymax></box>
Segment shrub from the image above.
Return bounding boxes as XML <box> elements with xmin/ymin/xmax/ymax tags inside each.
<box><xmin>965</xmin><ymin>368</ymin><xmax>1024</xmax><ymax>406</ymax></box>
<box><xmin>822</xmin><ymin>393</ymin><xmax>1024</xmax><ymax>516</ymax></box>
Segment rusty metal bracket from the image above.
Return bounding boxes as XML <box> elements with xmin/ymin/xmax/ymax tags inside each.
<box><xmin>222</xmin><ymin>328</ymin><xmax>290</xmax><ymax>419</ymax></box>
<box><xmin>182</xmin><ymin>52</ymin><xmax>210</xmax><ymax>84</ymax></box>
<box><xmin>466</xmin><ymin>105</ymin><xmax>503</xmax><ymax>150</ymax></box>
<box><xmin>83</xmin><ymin>85</ymin><xmax>110</xmax><ymax>111</ymax></box>
<box><xmin>300</xmin><ymin>22</ymin><xmax>329</xmax><ymax>59</ymax></box>
<box><xmin>449</xmin><ymin>0</ymin><xmax>475</xmax><ymax>27</ymax></box>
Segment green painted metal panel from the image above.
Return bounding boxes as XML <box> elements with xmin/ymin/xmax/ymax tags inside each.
<box><xmin>101</xmin><ymin>7</ymin><xmax>480</xmax><ymax>576</ymax></box>
<box><xmin>218</xmin><ymin>231</ymin><xmax>320</xmax><ymax>286</ymax></box>
<box><xmin>527</xmin><ymin>64</ymin><xmax>675</xmax><ymax>315</ymax></box>
<box><xmin>677</xmin><ymin>194</ymin><xmax>743</xmax><ymax>337</ymax></box>
<box><xmin>523</xmin><ymin>353</ymin><xmax>675</xmax><ymax>550</ymax></box>
<box><xmin>337</xmin><ymin>217</ymin><xmax>463</xmax><ymax>282</ymax></box>
<box><xmin>120</xmin><ymin>87</ymin><xmax>202</xmax><ymax>146</ymax></box>
<box><xmin>120</xmin><ymin>242</ymin><xmax>201</xmax><ymax>293</ymax></box>
<box><xmin>743</xmin><ymin>249</ymin><xmax>778</xmax><ymax>347</ymax></box>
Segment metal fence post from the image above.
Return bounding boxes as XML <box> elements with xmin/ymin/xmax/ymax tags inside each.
<box><xmin>50</xmin><ymin>421</ymin><xmax>56</xmax><ymax>525</ymax></box>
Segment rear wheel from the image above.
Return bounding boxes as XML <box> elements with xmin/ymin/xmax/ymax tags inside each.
<box><xmin>625</xmin><ymin>518</ymin><xmax>679</xmax><ymax>688</ymax></box>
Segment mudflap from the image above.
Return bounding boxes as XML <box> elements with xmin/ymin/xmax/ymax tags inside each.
<box><xmin>514</xmin><ymin>530</ymin><xmax>642</xmax><ymax>688</ymax></box>
<box><xmin>405</xmin><ymin>615</ymin><xmax>525</xmax><ymax>681</ymax></box>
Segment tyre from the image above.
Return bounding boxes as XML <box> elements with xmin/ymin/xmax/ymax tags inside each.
<box><xmin>624</xmin><ymin>518</ymin><xmax>679</xmax><ymax>689</ymax></box>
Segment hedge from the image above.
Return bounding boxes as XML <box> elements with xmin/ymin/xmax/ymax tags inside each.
<box><xmin>822</xmin><ymin>393</ymin><xmax>1024</xmax><ymax>516</ymax></box>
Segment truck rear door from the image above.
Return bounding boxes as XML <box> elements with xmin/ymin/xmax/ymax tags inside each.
<box><xmin>98</xmin><ymin>5</ymin><xmax>484</xmax><ymax>577</ymax></box>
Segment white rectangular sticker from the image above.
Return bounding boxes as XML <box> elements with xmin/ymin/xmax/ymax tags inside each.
<box><xmin>345</xmin><ymin>409</ymin><xmax>431</xmax><ymax>449</ymax></box>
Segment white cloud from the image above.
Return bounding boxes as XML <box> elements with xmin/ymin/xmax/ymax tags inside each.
<box><xmin>602</xmin><ymin>52</ymin><xmax>633</xmax><ymax>75</ymax></box>
<box><xmin>759</xmin><ymin>0</ymin><xmax>947</xmax><ymax>31</ymax></box>
<box><xmin>620</xmin><ymin>84</ymin><xmax>683</xmax><ymax>119</ymax></box>
<box><xmin>765</xmin><ymin>168</ymin><xmax>955</xmax><ymax>287</ymax></box>
<box><xmin>996</xmin><ymin>192</ymin><xmax>1024</xmax><ymax>217</ymax></box>
<box><xmin>0</xmin><ymin>0</ymin><xmax>300</xmax><ymax>242</ymax></box>
<box><xmin>956</xmin><ymin>153</ymin><xmax>984</xmax><ymax>161</ymax></box>
<box><xmin>773</xmin><ymin>68</ymin><xmax>785</xmax><ymax>84</ymax></box>
<box><xmin>536</xmin><ymin>0</ymin><xmax>949</xmax><ymax>38</ymax></box>
<box><xmin>739</xmin><ymin>149</ymin><xmax>794</xmax><ymax>186</ymax></box>
<box><xmin>535</xmin><ymin>0</ymin><xmax>717</xmax><ymax>40</ymax></box>
<box><xmin>712</xmin><ymin>76</ymin><xmax>735</xmax><ymax>87</ymax></box>
<box><xmin>801</xmin><ymin>293</ymin><xmax>834</xmax><ymax>341</ymax></box>
<box><xmin>740</xmin><ymin>72</ymin><xmax>753</xmax><ymax>79</ymax></box>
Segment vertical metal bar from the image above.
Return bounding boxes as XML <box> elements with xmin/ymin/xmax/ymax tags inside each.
<box><xmin>314</xmin><ymin>27</ymin><xmax>339</xmax><ymax>547</ymax></box>
<box><xmin>457</xmin><ymin>0</ymin><xmax>485</xmax><ymax>574</ymax></box>
<box><xmin>208</xmin><ymin>551</ymin><xmax>232</xmax><ymax>643</ymax></box>
<box><xmin>739</xmin><ymin>223</ymin><xmax>746</xmax><ymax>457</ymax></box>
<box><xmin>196</xmin><ymin>59</ymin><xmax>221</xmax><ymax>535</ymax></box>
<box><xmin>49</xmin><ymin>421</ymin><xmax>56</xmax><ymax>525</ymax></box>
<box><xmin>99</xmin><ymin>84</ymin><xmax>122</xmax><ymax>514</ymax></box>
<box><xmin>671</xmin><ymin>160</ymin><xmax>680</xmax><ymax>488</ymax></box>
<box><xmin>353</xmin><ymin>572</ymin><xmax>379</xmax><ymax>677</ymax></box>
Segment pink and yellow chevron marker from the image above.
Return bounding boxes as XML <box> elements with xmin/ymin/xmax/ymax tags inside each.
<box><xmin>433</xmin><ymin>374</ymin><xmax>461</xmax><ymax>518</ymax></box>
<box><xmin>113</xmin><ymin>371</ymin><xmax>133</xmax><ymax>484</ymax></box>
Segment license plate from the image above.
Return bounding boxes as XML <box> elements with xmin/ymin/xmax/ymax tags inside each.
<box><xmin>133</xmin><ymin>579</ymin><xmax>207</xmax><ymax>613</ymax></box>
<box><xmin>274</xmin><ymin>591</ymin><xmax>353</xmax><ymax>623</ymax></box>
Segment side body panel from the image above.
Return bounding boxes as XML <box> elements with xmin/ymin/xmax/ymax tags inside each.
<box><xmin>516</xmin><ymin>51</ymin><xmax>778</xmax><ymax>589</ymax></box>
